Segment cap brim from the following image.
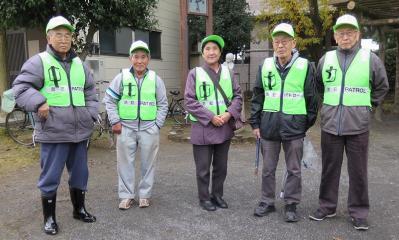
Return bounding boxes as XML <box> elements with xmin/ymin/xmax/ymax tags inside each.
<box><xmin>333</xmin><ymin>23</ymin><xmax>359</xmax><ymax>32</ymax></box>
<box><xmin>271</xmin><ymin>31</ymin><xmax>294</xmax><ymax>38</ymax></box>
<box><xmin>47</xmin><ymin>24</ymin><xmax>75</xmax><ymax>33</ymax></box>
<box><xmin>130</xmin><ymin>47</ymin><xmax>150</xmax><ymax>54</ymax></box>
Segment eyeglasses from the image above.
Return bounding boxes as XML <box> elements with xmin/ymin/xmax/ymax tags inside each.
<box><xmin>272</xmin><ymin>39</ymin><xmax>291</xmax><ymax>46</ymax></box>
<box><xmin>335</xmin><ymin>30</ymin><xmax>357</xmax><ymax>38</ymax></box>
<box><xmin>53</xmin><ymin>33</ymin><xmax>72</xmax><ymax>41</ymax></box>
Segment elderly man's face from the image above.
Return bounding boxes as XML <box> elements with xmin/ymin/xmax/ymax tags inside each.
<box><xmin>272</xmin><ymin>33</ymin><xmax>295</xmax><ymax>60</ymax></box>
<box><xmin>334</xmin><ymin>26</ymin><xmax>360</xmax><ymax>50</ymax></box>
<box><xmin>47</xmin><ymin>27</ymin><xmax>72</xmax><ymax>55</ymax></box>
<box><xmin>130</xmin><ymin>50</ymin><xmax>150</xmax><ymax>75</ymax></box>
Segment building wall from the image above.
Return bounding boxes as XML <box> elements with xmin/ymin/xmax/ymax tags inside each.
<box><xmin>86</xmin><ymin>0</ymin><xmax>181</xmax><ymax>92</ymax></box>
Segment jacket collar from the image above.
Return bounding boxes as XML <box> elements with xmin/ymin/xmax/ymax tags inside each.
<box><xmin>46</xmin><ymin>44</ymin><xmax>77</xmax><ymax>62</ymax></box>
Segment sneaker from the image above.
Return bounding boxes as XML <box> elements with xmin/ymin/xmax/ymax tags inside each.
<box><xmin>351</xmin><ymin>218</ymin><xmax>369</xmax><ymax>231</ymax></box>
<box><xmin>254</xmin><ymin>202</ymin><xmax>276</xmax><ymax>217</ymax></box>
<box><xmin>118</xmin><ymin>199</ymin><xmax>134</xmax><ymax>210</ymax></box>
<box><xmin>284</xmin><ymin>204</ymin><xmax>298</xmax><ymax>222</ymax></box>
<box><xmin>139</xmin><ymin>198</ymin><xmax>150</xmax><ymax>208</ymax></box>
<box><xmin>309</xmin><ymin>208</ymin><xmax>336</xmax><ymax>221</ymax></box>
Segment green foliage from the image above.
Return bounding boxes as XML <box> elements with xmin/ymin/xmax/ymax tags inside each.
<box><xmin>255</xmin><ymin>0</ymin><xmax>334</xmax><ymax>61</ymax></box>
<box><xmin>0</xmin><ymin>0</ymin><xmax>158</xmax><ymax>59</ymax></box>
<box><xmin>188</xmin><ymin>0</ymin><xmax>253</xmax><ymax>58</ymax></box>
<box><xmin>385</xmin><ymin>47</ymin><xmax>397</xmax><ymax>92</ymax></box>
<box><xmin>213</xmin><ymin>0</ymin><xmax>253</xmax><ymax>56</ymax></box>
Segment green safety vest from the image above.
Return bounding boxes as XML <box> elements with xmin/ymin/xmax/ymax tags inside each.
<box><xmin>261</xmin><ymin>57</ymin><xmax>308</xmax><ymax>115</ymax></box>
<box><xmin>39</xmin><ymin>52</ymin><xmax>86</xmax><ymax>107</ymax></box>
<box><xmin>322</xmin><ymin>49</ymin><xmax>371</xmax><ymax>107</ymax></box>
<box><xmin>190</xmin><ymin>65</ymin><xmax>233</xmax><ymax>121</ymax></box>
<box><xmin>118</xmin><ymin>69</ymin><xmax>157</xmax><ymax>120</ymax></box>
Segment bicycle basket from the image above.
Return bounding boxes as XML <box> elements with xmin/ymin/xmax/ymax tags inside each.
<box><xmin>1</xmin><ymin>89</ymin><xmax>16</xmax><ymax>113</ymax></box>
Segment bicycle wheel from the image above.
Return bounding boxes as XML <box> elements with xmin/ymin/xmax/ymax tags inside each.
<box><xmin>5</xmin><ymin>109</ymin><xmax>34</xmax><ymax>146</ymax></box>
<box><xmin>172</xmin><ymin>99</ymin><xmax>188</xmax><ymax>124</ymax></box>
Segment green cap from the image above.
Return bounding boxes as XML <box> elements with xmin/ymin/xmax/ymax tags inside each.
<box><xmin>271</xmin><ymin>23</ymin><xmax>295</xmax><ymax>38</ymax></box>
<box><xmin>201</xmin><ymin>35</ymin><xmax>225</xmax><ymax>52</ymax></box>
<box><xmin>129</xmin><ymin>40</ymin><xmax>150</xmax><ymax>55</ymax></box>
<box><xmin>46</xmin><ymin>16</ymin><xmax>75</xmax><ymax>33</ymax></box>
<box><xmin>333</xmin><ymin>14</ymin><xmax>359</xmax><ymax>32</ymax></box>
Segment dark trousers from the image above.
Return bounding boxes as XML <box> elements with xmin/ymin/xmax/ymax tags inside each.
<box><xmin>38</xmin><ymin>141</ymin><xmax>89</xmax><ymax>197</ymax></box>
<box><xmin>193</xmin><ymin>140</ymin><xmax>231</xmax><ymax>201</ymax></box>
<box><xmin>260</xmin><ymin>138</ymin><xmax>303</xmax><ymax>205</ymax></box>
<box><xmin>319</xmin><ymin>131</ymin><xmax>369</xmax><ymax>219</ymax></box>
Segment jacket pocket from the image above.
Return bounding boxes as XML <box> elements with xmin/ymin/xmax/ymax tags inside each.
<box><xmin>76</xmin><ymin>107</ymin><xmax>94</xmax><ymax>130</ymax></box>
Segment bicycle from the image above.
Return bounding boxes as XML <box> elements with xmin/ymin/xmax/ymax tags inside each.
<box><xmin>5</xmin><ymin>107</ymin><xmax>35</xmax><ymax>147</ymax></box>
<box><xmin>167</xmin><ymin>90</ymin><xmax>189</xmax><ymax>125</ymax></box>
<box><xmin>88</xmin><ymin>111</ymin><xmax>115</xmax><ymax>149</ymax></box>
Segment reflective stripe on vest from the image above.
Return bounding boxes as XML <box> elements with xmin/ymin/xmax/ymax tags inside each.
<box><xmin>261</xmin><ymin>57</ymin><xmax>308</xmax><ymax>115</ymax></box>
<box><xmin>190</xmin><ymin>65</ymin><xmax>233</xmax><ymax>122</ymax></box>
<box><xmin>39</xmin><ymin>52</ymin><xmax>86</xmax><ymax>107</ymax></box>
<box><xmin>322</xmin><ymin>49</ymin><xmax>371</xmax><ymax>107</ymax></box>
<box><xmin>118</xmin><ymin>69</ymin><xmax>157</xmax><ymax>120</ymax></box>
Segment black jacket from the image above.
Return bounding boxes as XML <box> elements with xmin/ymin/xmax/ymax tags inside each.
<box><xmin>249</xmin><ymin>50</ymin><xmax>318</xmax><ymax>141</ymax></box>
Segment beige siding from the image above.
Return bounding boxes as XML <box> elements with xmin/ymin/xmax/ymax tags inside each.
<box><xmin>87</xmin><ymin>0</ymin><xmax>181</xmax><ymax>91</ymax></box>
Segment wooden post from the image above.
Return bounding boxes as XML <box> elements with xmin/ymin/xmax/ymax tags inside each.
<box><xmin>395</xmin><ymin>33</ymin><xmax>399</xmax><ymax>113</ymax></box>
<box><xmin>0</xmin><ymin>30</ymin><xmax>7</xmax><ymax>118</ymax></box>
<box><xmin>179</xmin><ymin>0</ymin><xmax>188</xmax><ymax>93</ymax></box>
<box><xmin>206</xmin><ymin>0</ymin><xmax>213</xmax><ymax>35</ymax></box>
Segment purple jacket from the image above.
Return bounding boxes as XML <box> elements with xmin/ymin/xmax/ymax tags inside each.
<box><xmin>184</xmin><ymin>64</ymin><xmax>242</xmax><ymax>145</ymax></box>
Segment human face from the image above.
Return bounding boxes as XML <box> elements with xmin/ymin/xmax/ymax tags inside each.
<box><xmin>334</xmin><ymin>26</ymin><xmax>360</xmax><ymax>50</ymax></box>
<box><xmin>47</xmin><ymin>27</ymin><xmax>72</xmax><ymax>57</ymax></box>
<box><xmin>202</xmin><ymin>41</ymin><xmax>221</xmax><ymax>66</ymax></box>
<box><xmin>130</xmin><ymin>50</ymin><xmax>150</xmax><ymax>76</ymax></box>
<box><xmin>272</xmin><ymin>34</ymin><xmax>295</xmax><ymax>62</ymax></box>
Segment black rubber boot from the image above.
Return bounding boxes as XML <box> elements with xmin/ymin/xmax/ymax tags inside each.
<box><xmin>70</xmin><ymin>188</ymin><xmax>96</xmax><ymax>223</ymax></box>
<box><xmin>41</xmin><ymin>195</ymin><xmax>58</xmax><ymax>235</ymax></box>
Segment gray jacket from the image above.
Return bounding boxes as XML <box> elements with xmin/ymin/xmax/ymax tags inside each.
<box><xmin>12</xmin><ymin>45</ymin><xmax>98</xmax><ymax>143</ymax></box>
<box><xmin>316</xmin><ymin>43</ymin><xmax>389</xmax><ymax>135</ymax></box>
<box><xmin>103</xmin><ymin>67</ymin><xmax>168</xmax><ymax>131</ymax></box>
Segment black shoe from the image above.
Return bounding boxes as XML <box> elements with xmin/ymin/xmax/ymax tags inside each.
<box><xmin>41</xmin><ymin>195</ymin><xmax>58</xmax><ymax>235</ymax></box>
<box><xmin>210</xmin><ymin>196</ymin><xmax>228</xmax><ymax>209</ymax></box>
<box><xmin>70</xmin><ymin>188</ymin><xmax>96</xmax><ymax>223</ymax></box>
<box><xmin>309</xmin><ymin>208</ymin><xmax>336</xmax><ymax>221</ymax></box>
<box><xmin>199</xmin><ymin>200</ymin><xmax>216</xmax><ymax>211</ymax></box>
<box><xmin>351</xmin><ymin>218</ymin><xmax>369</xmax><ymax>231</ymax></box>
<box><xmin>284</xmin><ymin>204</ymin><xmax>298</xmax><ymax>222</ymax></box>
<box><xmin>254</xmin><ymin>202</ymin><xmax>276</xmax><ymax>217</ymax></box>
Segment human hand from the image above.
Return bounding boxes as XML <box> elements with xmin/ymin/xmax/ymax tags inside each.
<box><xmin>38</xmin><ymin>102</ymin><xmax>49</xmax><ymax>119</ymax></box>
<box><xmin>211</xmin><ymin>115</ymin><xmax>225</xmax><ymax>127</ymax></box>
<box><xmin>252</xmin><ymin>128</ymin><xmax>261</xmax><ymax>139</ymax></box>
<box><xmin>112</xmin><ymin>122</ymin><xmax>122</xmax><ymax>134</ymax></box>
<box><xmin>220</xmin><ymin>112</ymin><xmax>232</xmax><ymax>123</ymax></box>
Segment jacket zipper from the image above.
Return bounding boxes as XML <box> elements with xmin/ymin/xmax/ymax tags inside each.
<box><xmin>337</xmin><ymin>52</ymin><xmax>348</xmax><ymax>136</ymax></box>
<box><xmin>65</xmin><ymin>62</ymin><xmax>78</xmax><ymax>141</ymax></box>
<box><xmin>136</xmin><ymin>75</ymin><xmax>141</xmax><ymax>131</ymax></box>
<box><xmin>215</xmin><ymin>84</ymin><xmax>220</xmax><ymax>115</ymax></box>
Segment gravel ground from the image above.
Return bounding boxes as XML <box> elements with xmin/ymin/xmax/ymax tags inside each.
<box><xmin>0</xmin><ymin>119</ymin><xmax>398</xmax><ymax>240</ymax></box>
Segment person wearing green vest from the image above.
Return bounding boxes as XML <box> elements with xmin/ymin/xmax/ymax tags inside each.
<box><xmin>184</xmin><ymin>35</ymin><xmax>242</xmax><ymax>211</ymax></box>
<box><xmin>249</xmin><ymin>23</ymin><xmax>318</xmax><ymax>222</ymax></box>
<box><xmin>103</xmin><ymin>40</ymin><xmax>168</xmax><ymax>210</ymax></box>
<box><xmin>309</xmin><ymin>14</ymin><xmax>389</xmax><ymax>231</ymax></box>
<box><xmin>12</xmin><ymin>16</ymin><xmax>98</xmax><ymax>235</ymax></box>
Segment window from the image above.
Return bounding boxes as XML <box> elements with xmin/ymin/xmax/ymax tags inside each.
<box><xmin>135</xmin><ymin>30</ymin><xmax>162</xmax><ymax>59</ymax></box>
<box><xmin>99</xmin><ymin>27</ymin><xmax>133</xmax><ymax>55</ymax></box>
<box><xmin>99</xmin><ymin>28</ymin><xmax>161</xmax><ymax>59</ymax></box>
